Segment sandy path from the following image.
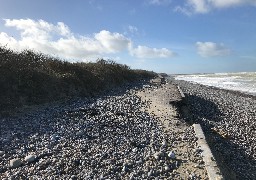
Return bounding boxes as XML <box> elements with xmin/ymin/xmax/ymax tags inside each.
<box><xmin>136</xmin><ymin>81</ymin><xmax>209</xmax><ymax>179</ymax></box>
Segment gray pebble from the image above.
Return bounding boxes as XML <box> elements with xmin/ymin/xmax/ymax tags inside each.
<box><xmin>25</xmin><ymin>154</ymin><xmax>36</xmax><ymax>163</ymax></box>
<box><xmin>10</xmin><ymin>158</ymin><xmax>22</xmax><ymax>168</ymax></box>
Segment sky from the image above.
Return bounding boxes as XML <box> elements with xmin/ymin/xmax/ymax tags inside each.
<box><xmin>0</xmin><ymin>0</ymin><xmax>256</xmax><ymax>74</ymax></box>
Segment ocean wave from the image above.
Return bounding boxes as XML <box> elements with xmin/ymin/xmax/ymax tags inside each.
<box><xmin>175</xmin><ymin>72</ymin><xmax>256</xmax><ymax>96</ymax></box>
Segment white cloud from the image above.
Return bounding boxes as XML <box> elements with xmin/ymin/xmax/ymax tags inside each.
<box><xmin>196</xmin><ymin>41</ymin><xmax>230</xmax><ymax>57</ymax></box>
<box><xmin>0</xmin><ymin>18</ymin><xmax>176</xmax><ymax>61</ymax></box>
<box><xmin>189</xmin><ymin>0</ymin><xmax>210</xmax><ymax>13</ymax></box>
<box><xmin>211</xmin><ymin>0</ymin><xmax>256</xmax><ymax>8</ymax></box>
<box><xmin>0</xmin><ymin>32</ymin><xmax>19</xmax><ymax>49</ymax></box>
<box><xmin>124</xmin><ymin>25</ymin><xmax>141</xmax><ymax>37</ymax></box>
<box><xmin>149</xmin><ymin>0</ymin><xmax>172</xmax><ymax>5</ymax></box>
<box><xmin>130</xmin><ymin>45</ymin><xmax>176</xmax><ymax>58</ymax></box>
<box><xmin>0</xmin><ymin>19</ymin><xmax>176</xmax><ymax>61</ymax></box>
<box><xmin>128</xmin><ymin>25</ymin><xmax>138</xmax><ymax>34</ymax></box>
<box><xmin>175</xmin><ymin>0</ymin><xmax>256</xmax><ymax>14</ymax></box>
<box><xmin>174</xmin><ymin>6</ymin><xmax>193</xmax><ymax>16</ymax></box>
<box><xmin>95</xmin><ymin>30</ymin><xmax>131</xmax><ymax>53</ymax></box>
<box><xmin>174</xmin><ymin>0</ymin><xmax>209</xmax><ymax>15</ymax></box>
<box><xmin>56</xmin><ymin>22</ymin><xmax>72</xmax><ymax>37</ymax></box>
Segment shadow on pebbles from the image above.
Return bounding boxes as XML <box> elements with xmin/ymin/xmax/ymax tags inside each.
<box><xmin>0</xmin><ymin>82</ymin><xmax>208</xmax><ymax>179</ymax></box>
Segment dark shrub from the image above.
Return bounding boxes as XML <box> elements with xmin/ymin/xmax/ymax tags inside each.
<box><xmin>0</xmin><ymin>46</ymin><xmax>156</xmax><ymax>112</ymax></box>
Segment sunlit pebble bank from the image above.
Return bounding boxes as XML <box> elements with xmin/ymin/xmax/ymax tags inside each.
<box><xmin>0</xmin><ymin>83</ymin><xmax>199</xmax><ymax>179</ymax></box>
<box><xmin>175</xmin><ymin>80</ymin><xmax>256</xmax><ymax>179</ymax></box>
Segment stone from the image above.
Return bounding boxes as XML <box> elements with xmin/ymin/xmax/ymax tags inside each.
<box><xmin>154</xmin><ymin>151</ymin><xmax>165</xmax><ymax>160</ymax></box>
<box><xmin>182</xmin><ymin>135</ymin><xmax>188</xmax><ymax>140</ymax></box>
<box><xmin>154</xmin><ymin>152</ymin><xmax>160</xmax><ymax>160</ymax></box>
<box><xmin>136</xmin><ymin>159</ymin><xmax>143</xmax><ymax>165</ymax></box>
<box><xmin>129</xmin><ymin>173</ymin><xmax>135</xmax><ymax>180</ymax></box>
<box><xmin>124</xmin><ymin>160</ymin><xmax>133</xmax><ymax>167</ymax></box>
<box><xmin>70</xmin><ymin>175</ymin><xmax>77</xmax><ymax>180</ymax></box>
<box><xmin>0</xmin><ymin>151</ymin><xmax>4</xmax><ymax>156</ymax></box>
<box><xmin>189</xmin><ymin>173</ymin><xmax>196</xmax><ymax>179</ymax></box>
<box><xmin>162</xmin><ymin>140</ymin><xmax>167</xmax><ymax>146</ymax></box>
<box><xmin>148</xmin><ymin>169</ymin><xmax>154</xmax><ymax>176</ymax></box>
<box><xmin>76</xmin><ymin>131</ymin><xmax>83</xmax><ymax>136</ymax></box>
<box><xmin>51</xmin><ymin>134</ymin><xmax>59</xmax><ymax>141</ymax></box>
<box><xmin>194</xmin><ymin>148</ymin><xmax>201</xmax><ymax>153</ymax></box>
<box><xmin>10</xmin><ymin>158</ymin><xmax>22</xmax><ymax>168</ymax></box>
<box><xmin>175</xmin><ymin>161</ymin><xmax>179</xmax><ymax>168</ymax></box>
<box><xmin>132</xmin><ymin>148</ymin><xmax>137</xmax><ymax>153</ymax></box>
<box><xmin>194</xmin><ymin>164</ymin><xmax>201</xmax><ymax>168</ymax></box>
<box><xmin>164</xmin><ymin>165</ymin><xmax>170</xmax><ymax>171</ymax></box>
<box><xmin>168</xmin><ymin>151</ymin><xmax>175</xmax><ymax>159</ymax></box>
<box><xmin>25</xmin><ymin>155</ymin><xmax>36</xmax><ymax>163</ymax></box>
<box><xmin>122</xmin><ymin>165</ymin><xmax>128</xmax><ymax>172</ymax></box>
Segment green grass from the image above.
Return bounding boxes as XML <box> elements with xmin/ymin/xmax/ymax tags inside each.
<box><xmin>0</xmin><ymin>46</ymin><xmax>157</xmax><ymax>112</ymax></box>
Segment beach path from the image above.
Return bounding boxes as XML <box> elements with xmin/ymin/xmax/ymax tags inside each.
<box><xmin>136</xmin><ymin>80</ymin><xmax>209</xmax><ymax>179</ymax></box>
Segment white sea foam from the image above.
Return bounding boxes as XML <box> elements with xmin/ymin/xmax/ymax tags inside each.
<box><xmin>175</xmin><ymin>72</ymin><xmax>256</xmax><ymax>96</ymax></box>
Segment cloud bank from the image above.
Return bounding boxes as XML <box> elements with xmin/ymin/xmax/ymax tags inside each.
<box><xmin>175</xmin><ymin>0</ymin><xmax>256</xmax><ymax>15</ymax></box>
<box><xmin>196</xmin><ymin>41</ymin><xmax>230</xmax><ymax>57</ymax></box>
<box><xmin>0</xmin><ymin>18</ymin><xmax>175</xmax><ymax>60</ymax></box>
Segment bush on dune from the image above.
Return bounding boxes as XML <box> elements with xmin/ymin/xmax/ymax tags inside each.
<box><xmin>0</xmin><ymin>46</ymin><xmax>156</xmax><ymax>112</ymax></box>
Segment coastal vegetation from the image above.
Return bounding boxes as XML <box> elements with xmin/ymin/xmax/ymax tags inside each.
<box><xmin>0</xmin><ymin>46</ymin><xmax>156</xmax><ymax>113</ymax></box>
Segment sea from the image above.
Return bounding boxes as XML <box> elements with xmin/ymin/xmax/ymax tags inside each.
<box><xmin>174</xmin><ymin>72</ymin><xmax>256</xmax><ymax>96</ymax></box>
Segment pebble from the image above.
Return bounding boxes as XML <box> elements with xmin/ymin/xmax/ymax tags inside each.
<box><xmin>168</xmin><ymin>151</ymin><xmax>176</xmax><ymax>159</ymax></box>
<box><xmin>10</xmin><ymin>158</ymin><xmax>22</xmax><ymax>168</ymax></box>
<box><xmin>0</xmin><ymin>151</ymin><xmax>4</xmax><ymax>155</ymax></box>
<box><xmin>51</xmin><ymin>134</ymin><xmax>59</xmax><ymax>141</ymax></box>
<box><xmin>76</xmin><ymin>130</ymin><xmax>83</xmax><ymax>136</ymax></box>
<box><xmin>25</xmin><ymin>154</ymin><xmax>36</xmax><ymax>163</ymax></box>
<box><xmin>70</xmin><ymin>175</ymin><xmax>77</xmax><ymax>180</ymax></box>
<box><xmin>122</xmin><ymin>165</ymin><xmax>128</xmax><ymax>172</ymax></box>
<box><xmin>189</xmin><ymin>173</ymin><xmax>196</xmax><ymax>179</ymax></box>
<box><xmin>129</xmin><ymin>173</ymin><xmax>135</xmax><ymax>180</ymax></box>
<box><xmin>148</xmin><ymin>169</ymin><xmax>154</xmax><ymax>176</ymax></box>
<box><xmin>164</xmin><ymin>165</ymin><xmax>170</xmax><ymax>171</ymax></box>
<box><xmin>193</xmin><ymin>148</ymin><xmax>201</xmax><ymax>153</ymax></box>
<box><xmin>132</xmin><ymin>148</ymin><xmax>137</xmax><ymax>153</ymax></box>
<box><xmin>136</xmin><ymin>159</ymin><xmax>143</xmax><ymax>164</ymax></box>
<box><xmin>194</xmin><ymin>164</ymin><xmax>201</xmax><ymax>168</ymax></box>
<box><xmin>154</xmin><ymin>152</ymin><xmax>164</xmax><ymax>160</ymax></box>
<box><xmin>162</xmin><ymin>140</ymin><xmax>167</xmax><ymax>146</ymax></box>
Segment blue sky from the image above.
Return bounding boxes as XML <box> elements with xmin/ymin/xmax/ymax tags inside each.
<box><xmin>0</xmin><ymin>0</ymin><xmax>256</xmax><ymax>74</ymax></box>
